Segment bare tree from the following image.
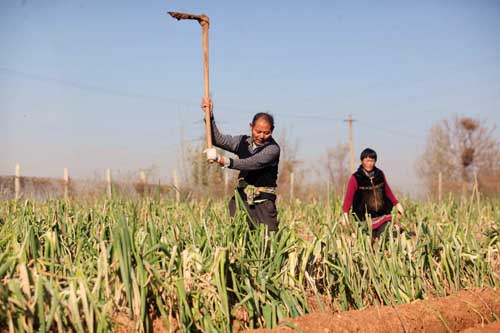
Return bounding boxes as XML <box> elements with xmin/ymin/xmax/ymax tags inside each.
<box><xmin>323</xmin><ymin>142</ymin><xmax>350</xmax><ymax>195</ymax></box>
<box><xmin>186</xmin><ymin>141</ymin><xmax>229</xmax><ymax>199</ymax></box>
<box><xmin>418</xmin><ymin>116</ymin><xmax>500</xmax><ymax>197</ymax></box>
<box><xmin>276</xmin><ymin>129</ymin><xmax>303</xmax><ymax>199</ymax></box>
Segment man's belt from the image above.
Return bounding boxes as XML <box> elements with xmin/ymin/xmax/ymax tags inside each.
<box><xmin>237</xmin><ymin>179</ymin><xmax>276</xmax><ymax>205</ymax></box>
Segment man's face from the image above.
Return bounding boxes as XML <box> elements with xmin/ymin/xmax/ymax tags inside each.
<box><xmin>250</xmin><ymin>118</ymin><xmax>272</xmax><ymax>146</ymax></box>
<box><xmin>361</xmin><ymin>157</ymin><xmax>376</xmax><ymax>172</ymax></box>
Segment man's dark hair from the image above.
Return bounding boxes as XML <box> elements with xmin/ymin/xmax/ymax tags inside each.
<box><xmin>252</xmin><ymin>112</ymin><xmax>275</xmax><ymax>131</ymax></box>
<box><xmin>360</xmin><ymin>148</ymin><xmax>377</xmax><ymax>161</ymax></box>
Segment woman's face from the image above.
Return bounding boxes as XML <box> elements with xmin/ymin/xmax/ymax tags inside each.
<box><xmin>361</xmin><ymin>157</ymin><xmax>376</xmax><ymax>172</ymax></box>
<box><xmin>250</xmin><ymin>118</ymin><xmax>273</xmax><ymax>146</ymax></box>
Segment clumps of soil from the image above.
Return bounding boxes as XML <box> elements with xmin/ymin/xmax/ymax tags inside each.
<box><xmin>246</xmin><ymin>288</ymin><xmax>500</xmax><ymax>333</ymax></box>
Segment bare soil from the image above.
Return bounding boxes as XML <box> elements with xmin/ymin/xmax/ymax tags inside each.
<box><xmin>245</xmin><ymin>288</ymin><xmax>500</xmax><ymax>333</ymax></box>
<box><xmin>113</xmin><ymin>312</ymin><xmax>171</xmax><ymax>333</ymax></box>
<box><xmin>460</xmin><ymin>321</ymin><xmax>500</xmax><ymax>332</ymax></box>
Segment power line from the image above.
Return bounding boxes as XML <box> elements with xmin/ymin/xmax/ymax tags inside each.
<box><xmin>282</xmin><ymin>113</ymin><xmax>344</xmax><ymax>122</ymax></box>
<box><xmin>0</xmin><ymin>66</ymin><xmax>284</xmax><ymax>116</ymax></box>
<box><xmin>355</xmin><ymin>120</ymin><xmax>425</xmax><ymax>140</ymax></box>
<box><xmin>0</xmin><ymin>66</ymin><xmax>427</xmax><ymax>140</ymax></box>
<box><xmin>0</xmin><ymin>66</ymin><xmax>200</xmax><ymax>107</ymax></box>
<box><xmin>0</xmin><ymin>66</ymin><xmax>346</xmax><ymax>120</ymax></box>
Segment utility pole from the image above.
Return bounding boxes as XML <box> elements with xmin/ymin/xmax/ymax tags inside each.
<box><xmin>179</xmin><ymin>125</ymin><xmax>186</xmax><ymax>182</ymax></box>
<box><xmin>173</xmin><ymin>169</ymin><xmax>180</xmax><ymax>204</ymax></box>
<box><xmin>106</xmin><ymin>168</ymin><xmax>112</xmax><ymax>199</ymax></box>
<box><xmin>15</xmin><ymin>163</ymin><xmax>21</xmax><ymax>200</ymax></box>
<box><xmin>344</xmin><ymin>115</ymin><xmax>356</xmax><ymax>173</ymax></box>
<box><xmin>63</xmin><ymin>167</ymin><xmax>69</xmax><ymax>200</ymax></box>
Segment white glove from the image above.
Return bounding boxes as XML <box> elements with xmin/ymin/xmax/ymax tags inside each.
<box><xmin>204</xmin><ymin>148</ymin><xmax>218</xmax><ymax>162</ymax></box>
<box><xmin>396</xmin><ymin>203</ymin><xmax>404</xmax><ymax>216</ymax></box>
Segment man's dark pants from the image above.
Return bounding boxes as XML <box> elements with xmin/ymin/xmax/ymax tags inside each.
<box><xmin>228</xmin><ymin>195</ymin><xmax>279</xmax><ymax>232</ymax></box>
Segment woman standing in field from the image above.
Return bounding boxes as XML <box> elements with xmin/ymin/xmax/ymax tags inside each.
<box><xmin>342</xmin><ymin>148</ymin><xmax>404</xmax><ymax>237</ymax></box>
<box><xmin>202</xmin><ymin>97</ymin><xmax>281</xmax><ymax>231</ymax></box>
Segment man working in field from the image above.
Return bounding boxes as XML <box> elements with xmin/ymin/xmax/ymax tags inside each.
<box><xmin>202</xmin><ymin>98</ymin><xmax>281</xmax><ymax>231</ymax></box>
<box><xmin>342</xmin><ymin>148</ymin><xmax>404</xmax><ymax>237</ymax></box>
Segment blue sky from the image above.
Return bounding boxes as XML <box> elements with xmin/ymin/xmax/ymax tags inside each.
<box><xmin>1</xmin><ymin>0</ymin><xmax>499</xmax><ymax>193</ymax></box>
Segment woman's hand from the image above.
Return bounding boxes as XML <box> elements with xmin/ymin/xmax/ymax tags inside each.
<box><xmin>201</xmin><ymin>97</ymin><xmax>213</xmax><ymax>115</ymax></box>
<box><xmin>396</xmin><ymin>203</ymin><xmax>404</xmax><ymax>217</ymax></box>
